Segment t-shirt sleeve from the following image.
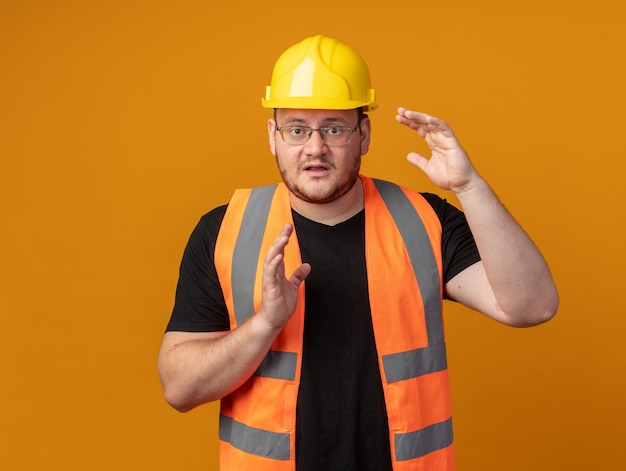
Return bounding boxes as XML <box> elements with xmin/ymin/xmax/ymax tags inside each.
<box><xmin>420</xmin><ymin>192</ymin><xmax>481</xmax><ymax>287</ymax></box>
<box><xmin>165</xmin><ymin>205</ymin><xmax>231</xmax><ymax>333</ymax></box>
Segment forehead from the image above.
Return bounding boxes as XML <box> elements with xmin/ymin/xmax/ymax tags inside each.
<box><xmin>276</xmin><ymin>108</ymin><xmax>358</xmax><ymax>124</ymax></box>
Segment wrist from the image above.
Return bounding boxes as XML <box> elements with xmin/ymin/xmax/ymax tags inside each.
<box><xmin>452</xmin><ymin>172</ymin><xmax>487</xmax><ymax>199</ymax></box>
<box><xmin>249</xmin><ymin>307</ymin><xmax>286</xmax><ymax>337</ymax></box>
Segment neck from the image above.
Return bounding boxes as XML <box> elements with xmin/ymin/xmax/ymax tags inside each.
<box><xmin>289</xmin><ymin>178</ymin><xmax>364</xmax><ymax>226</ymax></box>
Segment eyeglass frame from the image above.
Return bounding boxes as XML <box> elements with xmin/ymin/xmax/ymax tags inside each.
<box><xmin>274</xmin><ymin>121</ymin><xmax>362</xmax><ymax>146</ymax></box>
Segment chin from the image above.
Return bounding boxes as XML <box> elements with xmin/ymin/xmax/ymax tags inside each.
<box><xmin>290</xmin><ymin>179</ymin><xmax>358</xmax><ymax>205</ymax></box>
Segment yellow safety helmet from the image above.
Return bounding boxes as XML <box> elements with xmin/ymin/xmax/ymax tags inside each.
<box><xmin>261</xmin><ymin>35</ymin><xmax>377</xmax><ymax>111</ymax></box>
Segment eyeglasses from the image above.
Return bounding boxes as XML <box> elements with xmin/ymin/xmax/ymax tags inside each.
<box><xmin>275</xmin><ymin>124</ymin><xmax>359</xmax><ymax>146</ymax></box>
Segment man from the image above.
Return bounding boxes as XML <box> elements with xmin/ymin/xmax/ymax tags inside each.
<box><xmin>158</xmin><ymin>35</ymin><xmax>558</xmax><ymax>470</ymax></box>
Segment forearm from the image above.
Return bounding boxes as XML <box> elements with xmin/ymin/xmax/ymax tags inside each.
<box><xmin>454</xmin><ymin>176</ymin><xmax>559</xmax><ymax>325</ymax></box>
<box><xmin>158</xmin><ymin>313</ymin><xmax>282</xmax><ymax>412</ymax></box>
<box><xmin>159</xmin><ymin>224</ymin><xmax>310</xmax><ymax>412</ymax></box>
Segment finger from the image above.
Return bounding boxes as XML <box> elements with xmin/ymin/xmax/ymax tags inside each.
<box><xmin>396</xmin><ymin>115</ymin><xmax>436</xmax><ymax>139</ymax></box>
<box><xmin>397</xmin><ymin>107</ymin><xmax>435</xmax><ymax>123</ymax></box>
<box><xmin>279</xmin><ymin>223</ymin><xmax>294</xmax><ymax>237</ymax></box>
<box><xmin>397</xmin><ymin>107</ymin><xmax>428</xmax><ymax>120</ymax></box>
<box><xmin>289</xmin><ymin>263</ymin><xmax>311</xmax><ymax>287</ymax></box>
<box><xmin>263</xmin><ymin>223</ymin><xmax>298</xmax><ymax>284</ymax></box>
<box><xmin>263</xmin><ymin>252</ymin><xmax>285</xmax><ymax>287</ymax></box>
<box><xmin>265</xmin><ymin>236</ymin><xmax>287</xmax><ymax>268</ymax></box>
<box><xmin>272</xmin><ymin>223</ymin><xmax>293</xmax><ymax>242</ymax></box>
<box><xmin>265</xmin><ymin>224</ymin><xmax>294</xmax><ymax>260</ymax></box>
<box><xmin>396</xmin><ymin>108</ymin><xmax>420</xmax><ymax>127</ymax></box>
<box><xmin>407</xmin><ymin>152</ymin><xmax>429</xmax><ymax>172</ymax></box>
<box><xmin>397</xmin><ymin>108</ymin><xmax>448</xmax><ymax>132</ymax></box>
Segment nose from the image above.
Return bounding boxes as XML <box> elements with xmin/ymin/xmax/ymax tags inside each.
<box><xmin>303</xmin><ymin>129</ymin><xmax>327</xmax><ymax>155</ymax></box>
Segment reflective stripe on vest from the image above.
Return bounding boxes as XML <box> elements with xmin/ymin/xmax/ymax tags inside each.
<box><xmin>216</xmin><ymin>177</ymin><xmax>453</xmax><ymax>469</ymax></box>
<box><xmin>220</xmin><ymin>415</ymin><xmax>290</xmax><ymax>461</ymax></box>
<box><xmin>396</xmin><ymin>417</ymin><xmax>453</xmax><ymax>462</ymax></box>
<box><xmin>229</xmin><ymin>184</ymin><xmax>299</xmax><ymax>381</ymax></box>
<box><xmin>370</xmin><ymin>179</ymin><xmax>452</xmax><ymax>464</ymax></box>
<box><xmin>231</xmin><ymin>185</ymin><xmax>277</xmax><ymax>326</ymax></box>
<box><xmin>373</xmin><ymin>179</ymin><xmax>447</xmax><ymax>386</ymax></box>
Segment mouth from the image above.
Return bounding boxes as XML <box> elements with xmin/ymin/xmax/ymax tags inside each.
<box><xmin>302</xmin><ymin>161</ymin><xmax>332</xmax><ymax>173</ymax></box>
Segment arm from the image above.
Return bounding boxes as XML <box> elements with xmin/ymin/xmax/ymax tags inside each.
<box><xmin>158</xmin><ymin>224</ymin><xmax>311</xmax><ymax>411</ymax></box>
<box><xmin>396</xmin><ymin>108</ymin><xmax>558</xmax><ymax>327</ymax></box>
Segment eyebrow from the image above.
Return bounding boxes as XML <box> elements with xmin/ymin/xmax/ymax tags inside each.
<box><xmin>280</xmin><ymin>116</ymin><xmax>354</xmax><ymax>126</ymax></box>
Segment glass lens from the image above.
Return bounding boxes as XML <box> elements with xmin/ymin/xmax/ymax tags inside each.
<box><xmin>321</xmin><ymin>127</ymin><xmax>344</xmax><ymax>144</ymax></box>
<box><xmin>284</xmin><ymin>126</ymin><xmax>309</xmax><ymax>144</ymax></box>
<box><xmin>279</xmin><ymin>126</ymin><xmax>354</xmax><ymax>145</ymax></box>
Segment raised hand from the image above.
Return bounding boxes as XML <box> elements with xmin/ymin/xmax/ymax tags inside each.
<box><xmin>396</xmin><ymin>107</ymin><xmax>479</xmax><ymax>193</ymax></box>
<box><xmin>257</xmin><ymin>223</ymin><xmax>311</xmax><ymax>331</ymax></box>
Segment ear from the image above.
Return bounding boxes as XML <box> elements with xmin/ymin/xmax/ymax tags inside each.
<box><xmin>268</xmin><ymin>118</ymin><xmax>277</xmax><ymax>156</ymax></box>
<box><xmin>359</xmin><ymin>116</ymin><xmax>371</xmax><ymax>156</ymax></box>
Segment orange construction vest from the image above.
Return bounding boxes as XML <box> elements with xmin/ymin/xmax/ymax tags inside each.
<box><xmin>214</xmin><ymin>175</ymin><xmax>454</xmax><ymax>470</ymax></box>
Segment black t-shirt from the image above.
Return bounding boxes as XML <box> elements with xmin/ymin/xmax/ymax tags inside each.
<box><xmin>166</xmin><ymin>192</ymin><xmax>481</xmax><ymax>470</ymax></box>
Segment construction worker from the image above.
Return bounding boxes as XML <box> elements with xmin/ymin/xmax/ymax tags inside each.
<box><xmin>158</xmin><ymin>35</ymin><xmax>558</xmax><ymax>470</ymax></box>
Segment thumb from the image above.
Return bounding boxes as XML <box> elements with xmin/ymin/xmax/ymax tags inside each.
<box><xmin>407</xmin><ymin>152</ymin><xmax>428</xmax><ymax>172</ymax></box>
<box><xmin>289</xmin><ymin>263</ymin><xmax>312</xmax><ymax>287</ymax></box>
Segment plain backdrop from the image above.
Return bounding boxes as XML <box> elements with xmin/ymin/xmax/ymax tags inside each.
<box><xmin>1</xmin><ymin>0</ymin><xmax>625</xmax><ymax>469</ymax></box>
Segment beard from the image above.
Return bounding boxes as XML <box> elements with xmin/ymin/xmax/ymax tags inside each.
<box><xmin>276</xmin><ymin>153</ymin><xmax>362</xmax><ymax>205</ymax></box>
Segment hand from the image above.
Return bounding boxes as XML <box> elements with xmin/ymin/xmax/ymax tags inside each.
<box><xmin>396</xmin><ymin>108</ymin><xmax>479</xmax><ymax>193</ymax></box>
<box><xmin>257</xmin><ymin>224</ymin><xmax>311</xmax><ymax>331</ymax></box>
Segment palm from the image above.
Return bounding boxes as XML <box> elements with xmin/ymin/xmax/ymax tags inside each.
<box><xmin>260</xmin><ymin>224</ymin><xmax>311</xmax><ymax>329</ymax></box>
<box><xmin>396</xmin><ymin>108</ymin><xmax>476</xmax><ymax>192</ymax></box>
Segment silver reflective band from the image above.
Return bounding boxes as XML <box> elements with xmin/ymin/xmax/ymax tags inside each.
<box><xmin>255</xmin><ymin>350</ymin><xmax>297</xmax><ymax>380</ymax></box>
<box><xmin>372</xmin><ymin>179</ymin><xmax>443</xmax><ymax>346</ymax></box>
<box><xmin>231</xmin><ymin>185</ymin><xmax>278</xmax><ymax>325</ymax></box>
<box><xmin>230</xmin><ymin>184</ymin><xmax>298</xmax><ymax>381</ymax></box>
<box><xmin>373</xmin><ymin>180</ymin><xmax>452</xmax><ymax>460</ymax></box>
<box><xmin>395</xmin><ymin>417</ymin><xmax>453</xmax><ymax>461</ymax></box>
<box><xmin>382</xmin><ymin>343</ymin><xmax>447</xmax><ymax>383</ymax></box>
<box><xmin>220</xmin><ymin>415</ymin><xmax>291</xmax><ymax>461</ymax></box>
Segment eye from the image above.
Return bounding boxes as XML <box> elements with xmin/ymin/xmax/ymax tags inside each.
<box><xmin>287</xmin><ymin>126</ymin><xmax>307</xmax><ymax>137</ymax></box>
<box><xmin>324</xmin><ymin>126</ymin><xmax>344</xmax><ymax>136</ymax></box>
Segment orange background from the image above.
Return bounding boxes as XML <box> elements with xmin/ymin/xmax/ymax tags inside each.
<box><xmin>1</xmin><ymin>1</ymin><xmax>625</xmax><ymax>469</ymax></box>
